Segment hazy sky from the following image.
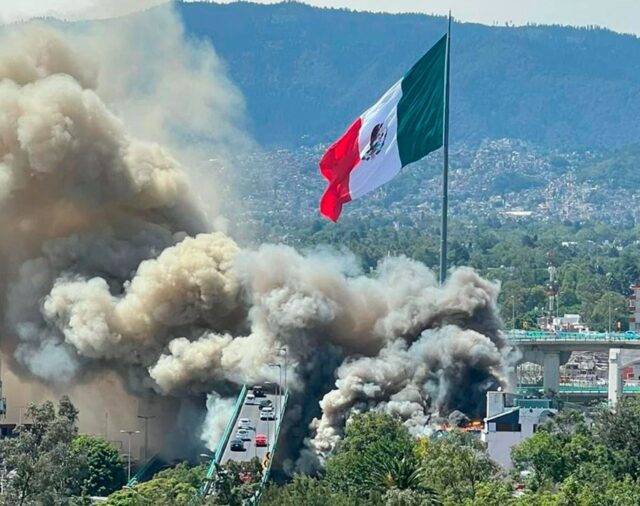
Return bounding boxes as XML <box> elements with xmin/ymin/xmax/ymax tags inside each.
<box><xmin>1</xmin><ymin>0</ymin><xmax>640</xmax><ymax>36</ymax></box>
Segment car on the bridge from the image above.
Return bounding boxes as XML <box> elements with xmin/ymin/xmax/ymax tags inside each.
<box><xmin>230</xmin><ymin>438</ymin><xmax>245</xmax><ymax>451</ymax></box>
<box><xmin>255</xmin><ymin>434</ymin><xmax>268</xmax><ymax>447</ymax></box>
<box><xmin>625</xmin><ymin>331</ymin><xmax>638</xmax><ymax>339</ymax></box>
<box><xmin>260</xmin><ymin>407</ymin><xmax>276</xmax><ymax>421</ymax></box>
<box><xmin>259</xmin><ymin>399</ymin><xmax>273</xmax><ymax>410</ymax></box>
<box><xmin>235</xmin><ymin>428</ymin><xmax>251</xmax><ymax>441</ymax></box>
<box><xmin>252</xmin><ymin>385</ymin><xmax>265</xmax><ymax>397</ymax></box>
<box><xmin>238</xmin><ymin>418</ymin><xmax>253</xmax><ymax>429</ymax></box>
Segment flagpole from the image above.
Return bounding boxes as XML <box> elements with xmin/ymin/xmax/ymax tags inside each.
<box><xmin>439</xmin><ymin>12</ymin><xmax>452</xmax><ymax>285</ymax></box>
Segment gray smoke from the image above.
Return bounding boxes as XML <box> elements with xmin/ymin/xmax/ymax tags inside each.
<box><xmin>0</xmin><ymin>15</ymin><xmax>514</xmax><ymax>468</ymax></box>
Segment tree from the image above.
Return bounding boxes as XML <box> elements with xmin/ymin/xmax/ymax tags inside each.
<box><xmin>106</xmin><ymin>462</ymin><xmax>207</xmax><ymax>506</ymax></box>
<box><xmin>325</xmin><ymin>413</ymin><xmax>415</xmax><ymax>498</ymax></box>
<box><xmin>362</xmin><ymin>455</ymin><xmax>440</xmax><ymax>505</ymax></box>
<box><xmin>204</xmin><ymin>458</ymin><xmax>263</xmax><ymax>506</ymax></box>
<box><xmin>0</xmin><ymin>396</ymin><xmax>87</xmax><ymax>506</ymax></box>
<box><xmin>511</xmin><ymin>410</ymin><xmax>611</xmax><ymax>490</ymax></box>
<box><xmin>511</xmin><ymin>430</ymin><xmax>567</xmax><ymax>489</ymax></box>
<box><xmin>470</xmin><ymin>482</ymin><xmax>515</xmax><ymax>506</ymax></box>
<box><xmin>594</xmin><ymin>397</ymin><xmax>640</xmax><ymax>478</ymax></box>
<box><xmin>261</xmin><ymin>476</ymin><xmax>363</xmax><ymax>506</ymax></box>
<box><xmin>589</xmin><ymin>292</ymin><xmax>628</xmax><ymax>332</ymax></box>
<box><xmin>382</xmin><ymin>488</ymin><xmax>441</xmax><ymax>506</ymax></box>
<box><xmin>105</xmin><ymin>477</ymin><xmax>198</xmax><ymax>506</ymax></box>
<box><xmin>418</xmin><ymin>431</ymin><xmax>499</xmax><ymax>505</ymax></box>
<box><xmin>155</xmin><ymin>462</ymin><xmax>207</xmax><ymax>489</ymax></box>
<box><xmin>71</xmin><ymin>435</ymin><xmax>126</xmax><ymax>496</ymax></box>
<box><xmin>366</xmin><ymin>456</ymin><xmax>428</xmax><ymax>492</ymax></box>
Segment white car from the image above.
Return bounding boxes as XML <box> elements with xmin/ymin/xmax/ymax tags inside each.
<box><xmin>246</xmin><ymin>393</ymin><xmax>255</xmax><ymax>402</ymax></box>
<box><xmin>260</xmin><ymin>408</ymin><xmax>276</xmax><ymax>421</ymax></box>
<box><xmin>238</xmin><ymin>418</ymin><xmax>252</xmax><ymax>429</ymax></box>
<box><xmin>235</xmin><ymin>428</ymin><xmax>251</xmax><ymax>441</ymax></box>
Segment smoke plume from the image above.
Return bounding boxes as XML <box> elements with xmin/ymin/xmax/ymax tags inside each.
<box><xmin>0</xmin><ymin>9</ymin><xmax>514</xmax><ymax>468</ymax></box>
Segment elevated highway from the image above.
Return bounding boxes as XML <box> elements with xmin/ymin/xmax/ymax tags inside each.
<box><xmin>518</xmin><ymin>384</ymin><xmax>640</xmax><ymax>396</ymax></box>
<box><xmin>506</xmin><ymin>330</ymin><xmax>640</xmax><ymax>405</ymax></box>
<box><xmin>219</xmin><ymin>390</ymin><xmax>283</xmax><ymax>466</ymax></box>
<box><xmin>200</xmin><ymin>384</ymin><xmax>287</xmax><ymax>503</ymax></box>
<box><xmin>507</xmin><ymin>330</ymin><xmax>640</xmax><ymax>352</ymax></box>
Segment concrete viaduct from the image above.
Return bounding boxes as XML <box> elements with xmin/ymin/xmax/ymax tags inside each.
<box><xmin>506</xmin><ymin>331</ymin><xmax>640</xmax><ymax>405</ymax></box>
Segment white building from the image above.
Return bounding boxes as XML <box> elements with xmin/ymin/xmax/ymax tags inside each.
<box><xmin>539</xmin><ymin>314</ymin><xmax>589</xmax><ymax>332</ymax></box>
<box><xmin>481</xmin><ymin>391</ymin><xmax>557</xmax><ymax>469</ymax></box>
<box><xmin>630</xmin><ymin>284</ymin><xmax>640</xmax><ymax>333</ymax></box>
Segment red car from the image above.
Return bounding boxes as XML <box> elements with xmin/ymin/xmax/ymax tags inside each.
<box><xmin>255</xmin><ymin>434</ymin><xmax>268</xmax><ymax>447</ymax></box>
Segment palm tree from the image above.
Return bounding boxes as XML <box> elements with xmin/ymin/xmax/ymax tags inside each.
<box><xmin>364</xmin><ymin>455</ymin><xmax>442</xmax><ymax>505</ymax></box>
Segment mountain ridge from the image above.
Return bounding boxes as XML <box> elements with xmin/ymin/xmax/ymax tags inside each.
<box><xmin>175</xmin><ymin>1</ymin><xmax>640</xmax><ymax>149</ymax></box>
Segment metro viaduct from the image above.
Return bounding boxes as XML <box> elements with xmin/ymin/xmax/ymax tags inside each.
<box><xmin>507</xmin><ymin>331</ymin><xmax>640</xmax><ymax>405</ymax></box>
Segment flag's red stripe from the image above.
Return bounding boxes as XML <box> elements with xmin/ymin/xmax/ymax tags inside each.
<box><xmin>319</xmin><ymin>118</ymin><xmax>362</xmax><ymax>221</ymax></box>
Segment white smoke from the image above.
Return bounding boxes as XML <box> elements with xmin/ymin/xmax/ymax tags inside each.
<box><xmin>0</xmin><ymin>9</ymin><xmax>514</xmax><ymax>465</ymax></box>
<box><xmin>201</xmin><ymin>392</ymin><xmax>235</xmax><ymax>451</ymax></box>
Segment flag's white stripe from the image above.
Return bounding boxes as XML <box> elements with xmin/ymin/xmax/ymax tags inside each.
<box><xmin>349</xmin><ymin>80</ymin><xmax>403</xmax><ymax>201</ymax></box>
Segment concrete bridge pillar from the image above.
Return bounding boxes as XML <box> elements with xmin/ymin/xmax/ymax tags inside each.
<box><xmin>608</xmin><ymin>348</ymin><xmax>622</xmax><ymax>408</ymax></box>
<box><xmin>506</xmin><ymin>366</ymin><xmax>518</xmax><ymax>392</ymax></box>
<box><xmin>543</xmin><ymin>352</ymin><xmax>560</xmax><ymax>394</ymax></box>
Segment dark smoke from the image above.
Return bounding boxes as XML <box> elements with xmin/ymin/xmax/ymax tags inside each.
<box><xmin>0</xmin><ymin>14</ymin><xmax>514</xmax><ymax>470</ymax></box>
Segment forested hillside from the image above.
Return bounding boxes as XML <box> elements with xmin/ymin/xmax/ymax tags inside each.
<box><xmin>176</xmin><ymin>1</ymin><xmax>640</xmax><ymax>148</ymax></box>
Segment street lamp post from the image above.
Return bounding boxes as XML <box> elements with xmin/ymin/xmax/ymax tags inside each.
<box><xmin>120</xmin><ymin>429</ymin><xmax>141</xmax><ymax>482</ymax></box>
<box><xmin>137</xmin><ymin>415</ymin><xmax>155</xmax><ymax>462</ymax></box>
<box><xmin>277</xmin><ymin>346</ymin><xmax>288</xmax><ymax>394</ymax></box>
<box><xmin>266</xmin><ymin>413</ymin><xmax>270</xmax><ymax>448</ymax></box>
<box><xmin>268</xmin><ymin>364</ymin><xmax>282</xmax><ymax>416</ymax></box>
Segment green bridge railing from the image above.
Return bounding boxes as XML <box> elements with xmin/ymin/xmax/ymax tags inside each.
<box><xmin>127</xmin><ymin>453</ymin><xmax>168</xmax><ymax>488</ymax></box>
<box><xmin>200</xmin><ymin>385</ymin><xmax>248</xmax><ymax>498</ymax></box>
<box><xmin>507</xmin><ymin>330</ymin><xmax>640</xmax><ymax>342</ymax></box>
<box><xmin>192</xmin><ymin>385</ymin><xmax>287</xmax><ymax>505</ymax></box>
<box><xmin>248</xmin><ymin>389</ymin><xmax>289</xmax><ymax>506</ymax></box>
<box><xmin>518</xmin><ymin>384</ymin><xmax>640</xmax><ymax>395</ymax></box>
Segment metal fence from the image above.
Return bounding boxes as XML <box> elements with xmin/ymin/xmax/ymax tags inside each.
<box><xmin>507</xmin><ymin>331</ymin><xmax>640</xmax><ymax>342</ymax></box>
<box><xmin>200</xmin><ymin>384</ymin><xmax>248</xmax><ymax>498</ymax></box>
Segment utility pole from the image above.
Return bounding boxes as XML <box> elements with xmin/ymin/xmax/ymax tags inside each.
<box><xmin>512</xmin><ymin>296</ymin><xmax>516</xmax><ymax>330</ymax></box>
<box><xmin>120</xmin><ymin>429</ymin><xmax>141</xmax><ymax>482</ymax></box>
<box><xmin>137</xmin><ymin>415</ymin><xmax>155</xmax><ymax>462</ymax></box>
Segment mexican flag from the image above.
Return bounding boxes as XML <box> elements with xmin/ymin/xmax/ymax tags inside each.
<box><xmin>319</xmin><ymin>34</ymin><xmax>448</xmax><ymax>222</ymax></box>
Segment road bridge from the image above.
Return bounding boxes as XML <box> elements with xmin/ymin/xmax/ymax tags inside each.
<box><xmin>506</xmin><ymin>331</ymin><xmax>640</xmax><ymax>405</ymax></box>
<box><xmin>518</xmin><ymin>384</ymin><xmax>640</xmax><ymax>396</ymax></box>
<box><xmin>200</xmin><ymin>384</ymin><xmax>288</xmax><ymax>504</ymax></box>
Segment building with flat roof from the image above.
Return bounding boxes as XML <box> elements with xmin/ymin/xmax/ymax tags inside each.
<box><xmin>481</xmin><ymin>391</ymin><xmax>557</xmax><ymax>468</ymax></box>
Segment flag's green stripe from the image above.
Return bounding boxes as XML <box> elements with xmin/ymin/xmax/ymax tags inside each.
<box><xmin>397</xmin><ymin>34</ymin><xmax>447</xmax><ymax>167</ymax></box>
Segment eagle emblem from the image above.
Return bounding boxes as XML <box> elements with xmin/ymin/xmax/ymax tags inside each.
<box><xmin>362</xmin><ymin>123</ymin><xmax>388</xmax><ymax>161</ymax></box>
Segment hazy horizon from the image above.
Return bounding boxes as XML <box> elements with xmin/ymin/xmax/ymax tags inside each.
<box><xmin>2</xmin><ymin>0</ymin><xmax>640</xmax><ymax>36</ymax></box>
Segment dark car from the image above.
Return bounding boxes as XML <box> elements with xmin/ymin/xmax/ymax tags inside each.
<box><xmin>253</xmin><ymin>385</ymin><xmax>265</xmax><ymax>397</ymax></box>
<box><xmin>230</xmin><ymin>438</ymin><xmax>245</xmax><ymax>451</ymax></box>
<box><xmin>259</xmin><ymin>399</ymin><xmax>273</xmax><ymax>410</ymax></box>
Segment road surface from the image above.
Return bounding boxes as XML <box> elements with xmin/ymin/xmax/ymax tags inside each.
<box><xmin>220</xmin><ymin>391</ymin><xmax>284</xmax><ymax>465</ymax></box>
